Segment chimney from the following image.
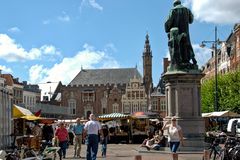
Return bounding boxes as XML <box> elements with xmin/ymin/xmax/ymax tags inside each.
<box><xmin>23</xmin><ymin>81</ymin><xmax>27</xmax><ymax>86</ymax></box>
<box><xmin>163</xmin><ymin>58</ymin><xmax>170</xmax><ymax>73</ymax></box>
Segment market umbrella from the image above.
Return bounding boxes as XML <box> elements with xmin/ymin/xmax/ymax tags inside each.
<box><xmin>131</xmin><ymin>111</ymin><xmax>160</xmax><ymax>119</ymax></box>
<box><xmin>39</xmin><ymin>117</ymin><xmax>57</xmax><ymax>124</ymax></box>
<box><xmin>20</xmin><ymin>115</ymin><xmax>41</xmax><ymax>121</ymax></box>
<box><xmin>13</xmin><ymin>104</ymin><xmax>41</xmax><ymax>121</ymax></box>
<box><xmin>13</xmin><ymin>104</ymin><xmax>33</xmax><ymax>118</ymax></box>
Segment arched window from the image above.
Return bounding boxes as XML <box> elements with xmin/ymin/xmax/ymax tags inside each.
<box><xmin>68</xmin><ymin>99</ymin><xmax>76</xmax><ymax>115</ymax></box>
<box><xmin>124</xmin><ymin>104</ymin><xmax>130</xmax><ymax>113</ymax></box>
<box><xmin>112</xmin><ymin>103</ymin><xmax>119</xmax><ymax>113</ymax></box>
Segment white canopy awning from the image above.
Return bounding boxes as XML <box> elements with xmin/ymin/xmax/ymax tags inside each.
<box><xmin>202</xmin><ymin>110</ymin><xmax>239</xmax><ymax>118</ymax></box>
<box><xmin>98</xmin><ymin>113</ymin><xmax>129</xmax><ymax>120</ymax></box>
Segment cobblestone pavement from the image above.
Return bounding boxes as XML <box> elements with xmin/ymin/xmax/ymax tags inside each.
<box><xmin>62</xmin><ymin>144</ymin><xmax>204</xmax><ymax>160</ymax></box>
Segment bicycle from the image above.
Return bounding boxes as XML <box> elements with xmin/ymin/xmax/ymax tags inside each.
<box><xmin>21</xmin><ymin>145</ymin><xmax>60</xmax><ymax>160</ymax></box>
<box><xmin>231</xmin><ymin>138</ymin><xmax>240</xmax><ymax>160</ymax></box>
<box><xmin>203</xmin><ymin>138</ymin><xmax>225</xmax><ymax>160</ymax></box>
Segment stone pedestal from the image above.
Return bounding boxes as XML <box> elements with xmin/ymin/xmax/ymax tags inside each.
<box><xmin>162</xmin><ymin>71</ymin><xmax>205</xmax><ymax>151</ymax></box>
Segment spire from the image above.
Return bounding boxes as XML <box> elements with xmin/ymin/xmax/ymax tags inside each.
<box><xmin>142</xmin><ymin>32</ymin><xmax>153</xmax><ymax>96</ymax></box>
<box><xmin>143</xmin><ymin>32</ymin><xmax>152</xmax><ymax>56</ymax></box>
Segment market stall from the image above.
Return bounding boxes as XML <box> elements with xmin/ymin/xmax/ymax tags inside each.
<box><xmin>13</xmin><ymin>104</ymin><xmax>41</xmax><ymax>135</ymax></box>
<box><xmin>13</xmin><ymin>104</ymin><xmax>56</xmax><ymax>149</ymax></box>
<box><xmin>202</xmin><ymin>111</ymin><xmax>240</xmax><ymax>143</ymax></box>
<box><xmin>202</xmin><ymin>110</ymin><xmax>240</xmax><ymax>131</ymax></box>
<box><xmin>98</xmin><ymin>113</ymin><xmax>130</xmax><ymax>144</ymax></box>
<box><xmin>13</xmin><ymin>104</ymin><xmax>40</xmax><ymax>149</ymax></box>
<box><xmin>131</xmin><ymin>111</ymin><xmax>161</xmax><ymax>144</ymax></box>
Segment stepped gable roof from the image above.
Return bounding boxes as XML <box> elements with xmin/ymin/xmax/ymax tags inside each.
<box><xmin>69</xmin><ymin>68</ymin><xmax>142</xmax><ymax>86</ymax></box>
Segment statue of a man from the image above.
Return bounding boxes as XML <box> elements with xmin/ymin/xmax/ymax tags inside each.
<box><xmin>165</xmin><ymin>0</ymin><xmax>197</xmax><ymax>67</ymax></box>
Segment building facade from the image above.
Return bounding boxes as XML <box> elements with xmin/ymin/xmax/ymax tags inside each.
<box><xmin>60</xmin><ymin>34</ymin><xmax>168</xmax><ymax>119</ymax></box>
<box><xmin>22</xmin><ymin>81</ymin><xmax>41</xmax><ymax>111</ymax></box>
<box><xmin>121</xmin><ymin>76</ymin><xmax>147</xmax><ymax>114</ymax></box>
<box><xmin>202</xmin><ymin>23</ymin><xmax>240</xmax><ymax>80</ymax></box>
<box><xmin>61</xmin><ymin>68</ymin><xmax>142</xmax><ymax>119</ymax></box>
<box><xmin>1</xmin><ymin>74</ymin><xmax>23</xmax><ymax>105</ymax></box>
<box><xmin>151</xmin><ymin>86</ymin><xmax>166</xmax><ymax>118</ymax></box>
<box><xmin>0</xmin><ymin>71</ymin><xmax>12</xmax><ymax>149</ymax></box>
<box><xmin>230</xmin><ymin>24</ymin><xmax>240</xmax><ymax>71</ymax></box>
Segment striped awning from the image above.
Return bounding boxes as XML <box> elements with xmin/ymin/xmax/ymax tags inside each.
<box><xmin>98</xmin><ymin>113</ymin><xmax>129</xmax><ymax>120</ymax></box>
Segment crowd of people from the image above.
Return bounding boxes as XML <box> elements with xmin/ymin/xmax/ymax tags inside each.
<box><xmin>21</xmin><ymin>114</ymin><xmax>107</xmax><ymax>160</ymax></box>
<box><xmin>21</xmin><ymin>115</ymin><xmax>184</xmax><ymax>160</ymax></box>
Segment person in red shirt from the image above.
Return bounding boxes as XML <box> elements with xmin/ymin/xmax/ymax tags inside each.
<box><xmin>55</xmin><ymin>122</ymin><xmax>69</xmax><ymax>160</ymax></box>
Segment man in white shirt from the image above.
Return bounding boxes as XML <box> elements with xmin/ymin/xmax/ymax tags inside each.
<box><xmin>83</xmin><ymin>114</ymin><xmax>102</xmax><ymax>160</ymax></box>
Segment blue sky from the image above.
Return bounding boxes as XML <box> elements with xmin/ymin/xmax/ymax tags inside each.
<box><xmin>0</xmin><ymin>0</ymin><xmax>239</xmax><ymax>86</ymax></box>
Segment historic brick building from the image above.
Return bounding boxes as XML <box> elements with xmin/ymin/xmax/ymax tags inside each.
<box><xmin>230</xmin><ymin>24</ymin><xmax>240</xmax><ymax>71</ymax></box>
<box><xmin>61</xmin><ymin>34</ymin><xmax>157</xmax><ymax>119</ymax></box>
<box><xmin>0</xmin><ymin>74</ymin><xmax>23</xmax><ymax>105</ymax></box>
<box><xmin>202</xmin><ymin>23</ymin><xmax>240</xmax><ymax>80</ymax></box>
<box><xmin>61</xmin><ymin>68</ymin><xmax>142</xmax><ymax>119</ymax></box>
<box><xmin>60</xmin><ymin>33</ymin><xmax>168</xmax><ymax>119</ymax></box>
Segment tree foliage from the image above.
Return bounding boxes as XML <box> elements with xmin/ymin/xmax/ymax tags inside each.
<box><xmin>201</xmin><ymin>70</ymin><xmax>240</xmax><ymax>113</ymax></box>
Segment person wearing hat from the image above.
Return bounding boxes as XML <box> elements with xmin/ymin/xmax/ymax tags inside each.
<box><xmin>73</xmin><ymin>118</ymin><xmax>84</xmax><ymax>158</ymax></box>
<box><xmin>162</xmin><ymin>117</ymin><xmax>183</xmax><ymax>153</ymax></box>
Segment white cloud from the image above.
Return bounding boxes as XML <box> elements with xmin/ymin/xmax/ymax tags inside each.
<box><xmin>28</xmin><ymin>43</ymin><xmax>120</xmax><ymax>84</ymax></box>
<box><xmin>0</xmin><ymin>34</ymin><xmax>61</xmax><ymax>62</ymax></box>
<box><xmin>104</xmin><ymin>43</ymin><xmax>117</xmax><ymax>53</ymax></box>
<box><xmin>29</xmin><ymin>65</ymin><xmax>48</xmax><ymax>83</ymax></box>
<box><xmin>8</xmin><ymin>27</ymin><xmax>21</xmax><ymax>33</ymax></box>
<box><xmin>89</xmin><ymin>0</ymin><xmax>103</xmax><ymax>11</ymax></box>
<box><xmin>162</xmin><ymin>44</ymin><xmax>211</xmax><ymax>68</ymax></box>
<box><xmin>192</xmin><ymin>44</ymin><xmax>212</xmax><ymax>68</ymax></box>
<box><xmin>0</xmin><ymin>65</ymin><xmax>12</xmax><ymax>73</ymax></box>
<box><xmin>80</xmin><ymin>0</ymin><xmax>103</xmax><ymax>12</ymax></box>
<box><xmin>58</xmin><ymin>12</ymin><xmax>70</xmax><ymax>22</ymax></box>
<box><xmin>185</xmin><ymin>0</ymin><xmax>240</xmax><ymax>24</ymax></box>
<box><xmin>101</xmin><ymin>58</ymin><xmax>119</xmax><ymax>69</ymax></box>
<box><xmin>40</xmin><ymin>45</ymin><xmax>61</xmax><ymax>55</ymax></box>
<box><xmin>182</xmin><ymin>0</ymin><xmax>191</xmax><ymax>7</ymax></box>
<box><xmin>0</xmin><ymin>34</ymin><xmax>40</xmax><ymax>62</ymax></box>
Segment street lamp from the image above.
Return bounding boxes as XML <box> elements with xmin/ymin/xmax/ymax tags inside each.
<box><xmin>200</xmin><ymin>26</ymin><xmax>224</xmax><ymax>112</ymax></box>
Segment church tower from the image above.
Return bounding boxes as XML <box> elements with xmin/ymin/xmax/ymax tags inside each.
<box><xmin>142</xmin><ymin>33</ymin><xmax>153</xmax><ymax>101</ymax></box>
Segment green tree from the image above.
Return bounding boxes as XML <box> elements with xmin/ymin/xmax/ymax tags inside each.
<box><xmin>201</xmin><ymin>70</ymin><xmax>240</xmax><ymax>113</ymax></box>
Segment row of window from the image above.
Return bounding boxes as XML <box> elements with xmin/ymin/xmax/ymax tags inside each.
<box><xmin>23</xmin><ymin>96</ymin><xmax>36</xmax><ymax>106</ymax></box>
<box><xmin>68</xmin><ymin>98</ymin><xmax>166</xmax><ymax>115</ymax></box>
<box><xmin>13</xmin><ymin>89</ymin><xmax>22</xmax><ymax>98</ymax></box>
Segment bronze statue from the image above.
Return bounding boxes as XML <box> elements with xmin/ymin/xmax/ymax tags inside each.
<box><xmin>165</xmin><ymin>0</ymin><xmax>197</xmax><ymax>70</ymax></box>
